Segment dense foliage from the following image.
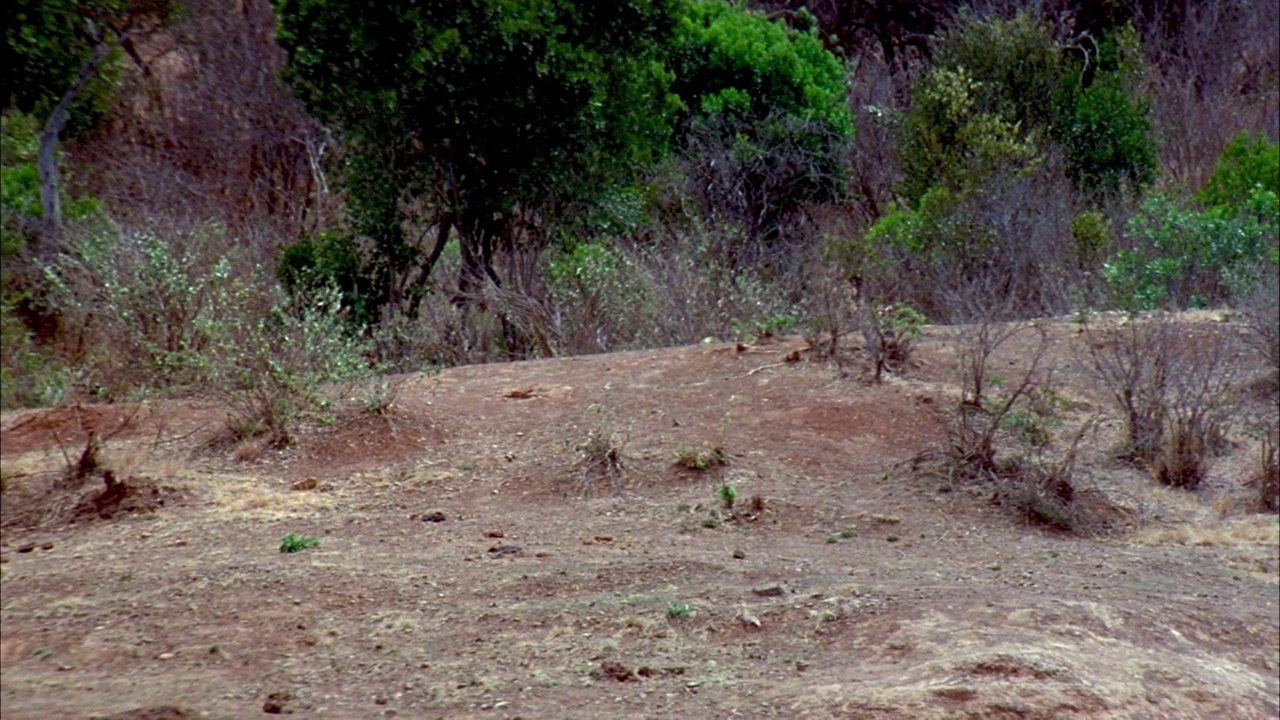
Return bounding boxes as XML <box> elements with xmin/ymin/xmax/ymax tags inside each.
<box><xmin>1</xmin><ymin>0</ymin><xmax>1276</xmax><ymax>413</ymax></box>
<box><xmin>274</xmin><ymin>0</ymin><xmax>682</xmax><ymax>317</ymax></box>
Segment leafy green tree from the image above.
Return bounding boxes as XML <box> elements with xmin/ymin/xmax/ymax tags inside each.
<box><xmin>669</xmin><ymin>1</ymin><xmax>853</xmax><ymax>258</ymax></box>
<box><xmin>897</xmin><ymin>11</ymin><xmax>1155</xmax><ymax>206</ymax></box>
<box><xmin>274</xmin><ymin>0</ymin><xmax>681</xmax><ymax>317</ymax></box>
<box><xmin>1052</xmin><ymin>25</ymin><xmax>1156</xmax><ymax>199</ymax></box>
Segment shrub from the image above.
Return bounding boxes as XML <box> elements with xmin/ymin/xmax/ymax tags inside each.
<box><xmin>897</xmin><ymin>66</ymin><xmax>1041</xmax><ymax>205</ymax></box>
<box><xmin>1105</xmin><ymin>188</ymin><xmax>1278</xmax><ymax>311</ymax></box>
<box><xmin>1198</xmin><ymin>131</ymin><xmax>1280</xmax><ymax>211</ymax></box>
<box><xmin>1052</xmin><ymin>25</ymin><xmax>1156</xmax><ymax>199</ymax></box>
<box><xmin>947</xmin><ymin>319</ymin><xmax>1051</xmax><ymax>480</ymax></box>
<box><xmin>670</xmin><ymin>1</ymin><xmax>853</xmax><ymax>259</ymax></box>
<box><xmin>1087</xmin><ymin>313</ymin><xmax>1235</xmax><ymax>487</ymax></box>
<box><xmin>546</xmin><ymin>240</ymin><xmax>652</xmax><ymax>354</ymax></box>
<box><xmin>280</xmin><ymin>534</ymin><xmax>320</xmax><ymax>553</ymax></box>
<box><xmin>48</xmin><ymin>219</ymin><xmax>370</xmax><ymax>444</ymax></box>
<box><xmin>1070</xmin><ymin>210</ymin><xmax>1116</xmax><ymax>272</ymax></box>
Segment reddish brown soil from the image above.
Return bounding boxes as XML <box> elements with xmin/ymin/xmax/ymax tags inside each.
<box><xmin>2</xmin><ymin>319</ymin><xmax>1277</xmax><ymax>719</ymax></box>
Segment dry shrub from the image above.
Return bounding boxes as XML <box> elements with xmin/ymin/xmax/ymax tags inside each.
<box><xmin>50</xmin><ymin>216</ymin><xmax>370</xmax><ymax>448</ymax></box>
<box><xmin>945</xmin><ymin>298</ymin><xmax>1051</xmax><ymax>481</ymax></box>
<box><xmin>1137</xmin><ymin>0</ymin><xmax>1280</xmax><ymax>189</ymax></box>
<box><xmin>567</xmin><ymin>403</ymin><xmax>627</xmax><ymax>498</ymax></box>
<box><xmin>75</xmin><ymin>0</ymin><xmax>333</xmax><ymax>246</ymax></box>
<box><xmin>930</xmin><ymin>291</ymin><xmax>1118</xmax><ymax>533</ymax></box>
<box><xmin>1240</xmin><ymin>275</ymin><xmax>1280</xmax><ymax>378</ymax></box>
<box><xmin>1088</xmin><ymin>313</ymin><xmax>1236</xmax><ymax>489</ymax></box>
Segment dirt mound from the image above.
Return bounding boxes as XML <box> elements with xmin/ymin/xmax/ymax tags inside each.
<box><xmin>1</xmin><ymin>470</ymin><xmax>185</xmax><ymax>533</ymax></box>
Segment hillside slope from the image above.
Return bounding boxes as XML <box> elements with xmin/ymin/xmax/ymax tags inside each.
<box><xmin>2</xmin><ymin>318</ymin><xmax>1277</xmax><ymax>719</ymax></box>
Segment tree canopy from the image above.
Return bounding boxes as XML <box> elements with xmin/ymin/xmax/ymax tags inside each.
<box><xmin>274</xmin><ymin>0</ymin><xmax>683</xmax><ymax>311</ymax></box>
<box><xmin>273</xmin><ymin>0</ymin><xmax>854</xmax><ymax>317</ymax></box>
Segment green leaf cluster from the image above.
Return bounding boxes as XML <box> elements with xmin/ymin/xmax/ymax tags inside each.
<box><xmin>670</xmin><ymin>1</ymin><xmax>851</xmax><ymax>135</ymax></box>
<box><xmin>1199</xmin><ymin>131</ymin><xmax>1280</xmax><ymax>212</ymax></box>
<box><xmin>1105</xmin><ymin>186</ymin><xmax>1278</xmax><ymax>311</ymax></box>
<box><xmin>897</xmin><ymin>11</ymin><xmax>1155</xmax><ymax>207</ymax></box>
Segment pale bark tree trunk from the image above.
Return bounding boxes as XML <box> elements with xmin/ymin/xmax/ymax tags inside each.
<box><xmin>35</xmin><ymin>23</ymin><xmax>116</xmax><ymax>250</ymax></box>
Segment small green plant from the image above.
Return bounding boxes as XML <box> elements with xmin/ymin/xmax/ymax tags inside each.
<box><xmin>732</xmin><ymin>314</ymin><xmax>796</xmax><ymax>342</ymax></box>
<box><xmin>840</xmin><ymin>527</ymin><xmax>857</xmax><ymax>539</ymax></box>
<box><xmin>886</xmin><ymin>534</ymin><xmax>900</xmax><ymax>543</ymax></box>
<box><xmin>667</xmin><ymin>603</ymin><xmax>693</xmax><ymax>620</ymax></box>
<box><xmin>1003</xmin><ymin>410</ymin><xmax>1052</xmax><ymax>447</ymax></box>
<box><xmin>701</xmin><ymin>517</ymin><xmax>720</xmax><ymax>529</ymax></box>
<box><xmin>824</xmin><ymin>535</ymin><xmax>839</xmax><ymax>544</ymax></box>
<box><xmin>716</xmin><ymin>483</ymin><xmax>738</xmax><ymax>510</ymax></box>
<box><xmin>280</xmin><ymin>534</ymin><xmax>320</xmax><ymax>553</ymax></box>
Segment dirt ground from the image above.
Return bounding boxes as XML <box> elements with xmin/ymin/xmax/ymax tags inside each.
<box><xmin>2</xmin><ymin>316</ymin><xmax>1277</xmax><ymax>719</ymax></box>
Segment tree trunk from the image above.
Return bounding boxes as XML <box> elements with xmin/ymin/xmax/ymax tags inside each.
<box><xmin>36</xmin><ymin>28</ymin><xmax>113</xmax><ymax>251</ymax></box>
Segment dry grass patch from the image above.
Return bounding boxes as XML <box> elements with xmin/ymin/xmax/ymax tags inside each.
<box><xmin>1133</xmin><ymin>516</ymin><xmax>1280</xmax><ymax>548</ymax></box>
<box><xmin>205</xmin><ymin>475</ymin><xmax>336</xmax><ymax>519</ymax></box>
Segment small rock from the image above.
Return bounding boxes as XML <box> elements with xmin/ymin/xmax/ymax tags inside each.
<box><xmin>41</xmin><ymin>542</ymin><xmax>54</xmax><ymax>550</ymax></box>
<box><xmin>796</xmin><ymin>660</ymin><xmax>809</xmax><ymax>672</ymax></box>
<box><xmin>484</xmin><ymin>529</ymin><xmax>505</xmax><ymax>539</ymax></box>
<box><xmin>487</xmin><ymin>545</ymin><xmax>522</xmax><ymax>558</ymax></box>
<box><xmin>173</xmin><ymin>539</ymin><xmax>189</xmax><ymax>547</ymax></box>
<box><xmin>732</xmin><ymin>549</ymin><xmax>746</xmax><ymax>559</ymax></box>
<box><xmin>421</xmin><ymin>511</ymin><xmax>447</xmax><ymax>523</ymax></box>
<box><xmin>17</xmin><ymin>544</ymin><xmax>36</xmax><ymax>554</ymax></box>
<box><xmin>158</xmin><ymin>652</ymin><xmax>175</xmax><ymax>660</ymax></box>
<box><xmin>292</xmin><ymin>477</ymin><xmax>318</xmax><ymax>491</ymax></box>
<box><xmin>752</xmin><ymin>585</ymin><xmax>786</xmax><ymax>598</ymax></box>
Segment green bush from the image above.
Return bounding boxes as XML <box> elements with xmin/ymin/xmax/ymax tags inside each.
<box><xmin>276</xmin><ymin>230</ymin><xmax>374</xmax><ymax>324</ymax></box>
<box><xmin>1105</xmin><ymin>187</ymin><xmax>1278</xmax><ymax>311</ymax></box>
<box><xmin>546</xmin><ymin>240</ymin><xmax>654</xmax><ymax>353</ymax></box>
<box><xmin>1199</xmin><ymin>131</ymin><xmax>1280</xmax><ymax>212</ymax></box>
<box><xmin>670</xmin><ymin>1</ymin><xmax>853</xmax><ymax>254</ymax></box>
<box><xmin>48</xmin><ymin>219</ymin><xmax>371</xmax><ymax>442</ymax></box>
<box><xmin>897</xmin><ymin>65</ymin><xmax>1041</xmax><ymax>205</ymax></box>
<box><xmin>1052</xmin><ymin>26</ymin><xmax>1156</xmax><ymax>198</ymax></box>
<box><xmin>1070</xmin><ymin>210</ymin><xmax>1115</xmax><ymax>271</ymax></box>
<box><xmin>897</xmin><ymin>13</ymin><xmax>1154</xmax><ymax>204</ymax></box>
